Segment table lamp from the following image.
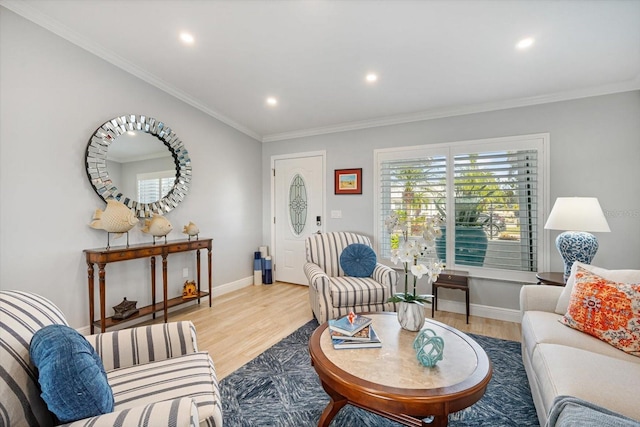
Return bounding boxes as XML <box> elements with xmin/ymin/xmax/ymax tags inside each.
<box><xmin>544</xmin><ymin>197</ymin><xmax>610</xmax><ymax>280</ymax></box>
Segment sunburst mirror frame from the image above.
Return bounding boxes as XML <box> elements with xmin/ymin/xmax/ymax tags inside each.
<box><xmin>85</xmin><ymin>114</ymin><xmax>191</xmax><ymax>218</ymax></box>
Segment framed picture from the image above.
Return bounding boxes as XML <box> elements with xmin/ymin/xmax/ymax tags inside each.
<box><xmin>334</xmin><ymin>168</ymin><xmax>362</xmax><ymax>195</ymax></box>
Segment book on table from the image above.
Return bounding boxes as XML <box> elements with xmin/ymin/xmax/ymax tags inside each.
<box><xmin>327</xmin><ymin>314</ymin><xmax>372</xmax><ymax>336</ymax></box>
<box><xmin>331</xmin><ymin>325</ymin><xmax>382</xmax><ymax>349</ymax></box>
<box><xmin>329</xmin><ymin>324</ymin><xmax>375</xmax><ymax>342</ymax></box>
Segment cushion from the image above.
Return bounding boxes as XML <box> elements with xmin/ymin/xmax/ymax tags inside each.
<box><xmin>555</xmin><ymin>262</ymin><xmax>640</xmax><ymax>315</ymax></box>
<box><xmin>559</xmin><ymin>266</ymin><xmax>640</xmax><ymax>356</ymax></box>
<box><xmin>547</xmin><ymin>395</ymin><xmax>640</xmax><ymax>427</ymax></box>
<box><xmin>340</xmin><ymin>243</ymin><xmax>377</xmax><ymax>277</ymax></box>
<box><xmin>30</xmin><ymin>324</ymin><xmax>114</xmax><ymax>423</ymax></box>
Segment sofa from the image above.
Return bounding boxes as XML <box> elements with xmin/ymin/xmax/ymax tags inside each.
<box><xmin>519</xmin><ymin>262</ymin><xmax>640</xmax><ymax>426</ymax></box>
<box><xmin>0</xmin><ymin>290</ymin><xmax>222</xmax><ymax>427</ymax></box>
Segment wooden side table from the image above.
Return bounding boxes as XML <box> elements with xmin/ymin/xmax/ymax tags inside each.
<box><xmin>536</xmin><ymin>272</ymin><xmax>566</xmax><ymax>286</ymax></box>
<box><xmin>432</xmin><ymin>269</ymin><xmax>470</xmax><ymax>324</ymax></box>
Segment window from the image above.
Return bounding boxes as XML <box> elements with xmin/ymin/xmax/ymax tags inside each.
<box><xmin>375</xmin><ymin>134</ymin><xmax>548</xmax><ymax>282</ymax></box>
<box><xmin>137</xmin><ymin>170</ymin><xmax>175</xmax><ymax>203</ymax></box>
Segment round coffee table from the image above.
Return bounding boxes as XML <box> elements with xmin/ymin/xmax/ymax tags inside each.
<box><xmin>309</xmin><ymin>312</ymin><xmax>492</xmax><ymax>427</ymax></box>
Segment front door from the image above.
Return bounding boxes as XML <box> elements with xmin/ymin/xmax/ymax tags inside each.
<box><xmin>273</xmin><ymin>154</ymin><xmax>324</xmax><ymax>285</ymax></box>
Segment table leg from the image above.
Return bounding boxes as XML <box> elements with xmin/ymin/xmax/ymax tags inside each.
<box><xmin>87</xmin><ymin>263</ymin><xmax>95</xmax><ymax>334</ymax></box>
<box><xmin>317</xmin><ymin>380</ymin><xmax>347</xmax><ymax>427</ymax></box>
<box><xmin>207</xmin><ymin>245</ymin><xmax>212</xmax><ymax>307</ymax></box>
<box><xmin>151</xmin><ymin>256</ymin><xmax>156</xmax><ymax>319</ymax></box>
<box><xmin>162</xmin><ymin>254</ymin><xmax>168</xmax><ymax>323</ymax></box>
<box><xmin>98</xmin><ymin>263</ymin><xmax>106</xmax><ymax>333</ymax></box>
<box><xmin>465</xmin><ymin>289</ymin><xmax>470</xmax><ymax>324</ymax></box>
<box><xmin>433</xmin><ymin>285</ymin><xmax>439</xmax><ymax>315</ymax></box>
<box><xmin>422</xmin><ymin>415</ymin><xmax>448</xmax><ymax>427</ymax></box>
<box><xmin>196</xmin><ymin>249</ymin><xmax>201</xmax><ymax>303</ymax></box>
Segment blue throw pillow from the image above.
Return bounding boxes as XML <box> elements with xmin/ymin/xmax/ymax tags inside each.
<box><xmin>30</xmin><ymin>324</ymin><xmax>114</xmax><ymax>423</ymax></box>
<box><xmin>340</xmin><ymin>243</ymin><xmax>377</xmax><ymax>277</ymax></box>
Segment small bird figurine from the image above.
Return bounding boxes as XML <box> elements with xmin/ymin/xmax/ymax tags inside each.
<box><xmin>90</xmin><ymin>199</ymin><xmax>139</xmax><ymax>248</ymax></box>
<box><xmin>141</xmin><ymin>214</ymin><xmax>173</xmax><ymax>244</ymax></box>
<box><xmin>182</xmin><ymin>222</ymin><xmax>200</xmax><ymax>240</ymax></box>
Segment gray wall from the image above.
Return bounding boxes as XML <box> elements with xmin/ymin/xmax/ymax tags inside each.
<box><xmin>262</xmin><ymin>91</ymin><xmax>640</xmax><ymax>312</ymax></box>
<box><xmin>0</xmin><ymin>8</ymin><xmax>263</xmax><ymax>328</ymax></box>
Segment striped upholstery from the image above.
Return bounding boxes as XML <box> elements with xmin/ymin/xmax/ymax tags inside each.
<box><xmin>1</xmin><ymin>290</ymin><xmax>67</xmax><ymax>427</ymax></box>
<box><xmin>0</xmin><ymin>291</ymin><xmax>222</xmax><ymax>427</ymax></box>
<box><xmin>62</xmin><ymin>397</ymin><xmax>199</xmax><ymax>427</ymax></box>
<box><xmin>108</xmin><ymin>352</ymin><xmax>222</xmax><ymax>427</ymax></box>
<box><xmin>85</xmin><ymin>322</ymin><xmax>198</xmax><ymax>371</ymax></box>
<box><xmin>304</xmin><ymin>232</ymin><xmax>398</xmax><ymax>323</ymax></box>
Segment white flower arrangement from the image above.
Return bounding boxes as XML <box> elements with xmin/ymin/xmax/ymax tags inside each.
<box><xmin>385</xmin><ymin>212</ymin><xmax>444</xmax><ymax>304</ymax></box>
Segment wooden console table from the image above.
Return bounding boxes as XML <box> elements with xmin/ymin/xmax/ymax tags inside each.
<box><xmin>85</xmin><ymin>238</ymin><xmax>212</xmax><ymax>333</ymax></box>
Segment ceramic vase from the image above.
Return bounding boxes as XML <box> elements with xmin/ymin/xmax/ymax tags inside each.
<box><xmin>397</xmin><ymin>301</ymin><xmax>426</xmax><ymax>331</ymax></box>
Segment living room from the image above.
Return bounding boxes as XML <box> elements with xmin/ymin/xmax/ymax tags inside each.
<box><xmin>1</xmin><ymin>1</ymin><xmax>639</xmax><ymax>426</ymax></box>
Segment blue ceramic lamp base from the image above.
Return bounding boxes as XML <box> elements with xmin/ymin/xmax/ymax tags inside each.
<box><xmin>555</xmin><ymin>231</ymin><xmax>599</xmax><ymax>280</ymax></box>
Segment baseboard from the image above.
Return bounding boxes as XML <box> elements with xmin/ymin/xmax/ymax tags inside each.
<box><xmin>435</xmin><ymin>298</ymin><xmax>522</xmax><ymax>323</ymax></box>
<box><xmin>78</xmin><ymin>276</ymin><xmax>254</xmax><ymax>335</ymax></box>
<box><xmin>78</xmin><ymin>280</ymin><xmax>520</xmax><ymax>335</ymax></box>
<box><xmin>212</xmin><ymin>276</ymin><xmax>253</xmax><ymax>297</ymax></box>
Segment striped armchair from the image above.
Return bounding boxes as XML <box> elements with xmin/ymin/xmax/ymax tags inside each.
<box><xmin>0</xmin><ymin>290</ymin><xmax>222</xmax><ymax>427</ymax></box>
<box><xmin>304</xmin><ymin>232</ymin><xmax>398</xmax><ymax>323</ymax></box>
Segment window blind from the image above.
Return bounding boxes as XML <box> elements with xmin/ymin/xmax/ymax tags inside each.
<box><xmin>378</xmin><ymin>156</ymin><xmax>447</xmax><ymax>258</ymax></box>
<box><xmin>137</xmin><ymin>171</ymin><xmax>175</xmax><ymax>204</ymax></box>
<box><xmin>452</xmin><ymin>149</ymin><xmax>538</xmax><ymax>271</ymax></box>
<box><xmin>376</xmin><ymin>137</ymin><xmax>544</xmax><ymax>277</ymax></box>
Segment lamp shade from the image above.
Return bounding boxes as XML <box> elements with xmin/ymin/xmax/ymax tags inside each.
<box><xmin>544</xmin><ymin>197</ymin><xmax>610</xmax><ymax>232</ymax></box>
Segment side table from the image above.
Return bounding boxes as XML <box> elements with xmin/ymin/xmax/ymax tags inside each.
<box><xmin>536</xmin><ymin>272</ymin><xmax>566</xmax><ymax>286</ymax></box>
<box><xmin>432</xmin><ymin>269</ymin><xmax>469</xmax><ymax>324</ymax></box>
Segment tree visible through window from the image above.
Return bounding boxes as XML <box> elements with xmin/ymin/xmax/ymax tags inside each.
<box><xmin>375</xmin><ymin>134</ymin><xmax>547</xmax><ymax>281</ymax></box>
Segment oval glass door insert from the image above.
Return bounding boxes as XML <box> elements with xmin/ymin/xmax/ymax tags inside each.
<box><xmin>289</xmin><ymin>174</ymin><xmax>308</xmax><ymax>236</ymax></box>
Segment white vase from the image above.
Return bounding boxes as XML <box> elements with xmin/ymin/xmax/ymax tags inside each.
<box><xmin>397</xmin><ymin>301</ymin><xmax>426</xmax><ymax>331</ymax></box>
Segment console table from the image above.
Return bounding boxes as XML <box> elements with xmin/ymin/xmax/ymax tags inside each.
<box><xmin>85</xmin><ymin>238</ymin><xmax>212</xmax><ymax>333</ymax></box>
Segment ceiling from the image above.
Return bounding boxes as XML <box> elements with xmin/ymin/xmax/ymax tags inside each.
<box><xmin>3</xmin><ymin>0</ymin><xmax>640</xmax><ymax>142</ymax></box>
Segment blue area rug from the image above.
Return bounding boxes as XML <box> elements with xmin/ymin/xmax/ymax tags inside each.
<box><xmin>220</xmin><ymin>319</ymin><xmax>538</xmax><ymax>426</ymax></box>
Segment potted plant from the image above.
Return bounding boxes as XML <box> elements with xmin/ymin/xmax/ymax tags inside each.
<box><xmin>385</xmin><ymin>212</ymin><xmax>444</xmax><ymax>331</ymax></box>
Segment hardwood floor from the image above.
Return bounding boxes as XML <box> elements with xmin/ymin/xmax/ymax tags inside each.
<box><xmin>152</xmin><ymin>282</ymin><xmax>521</xmax><ymax>379</ymax></box>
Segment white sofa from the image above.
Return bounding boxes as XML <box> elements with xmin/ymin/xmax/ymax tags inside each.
<box><xmin>519</xmin><ymin>263</ymin><xmax>640</xmax><ymax>426</ymax></box>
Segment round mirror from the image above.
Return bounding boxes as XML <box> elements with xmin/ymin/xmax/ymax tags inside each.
<box><xmin>85</xmin><ymin>115</ymin><xmax>191</xmax><ymax>217</ymax></box>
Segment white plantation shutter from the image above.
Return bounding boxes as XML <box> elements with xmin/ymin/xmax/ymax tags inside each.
<box><xmin>375</xmin><ymin>134</ymin><xmax>547</xmax><ymax>281</ymax></box>
<box><xmin>452</xmin><ymin>149</ymin><xmax>539</xmax><ymax>271</ymax></box>
<box><xmin>378</xmin><ymin>155</ymin><xmax>447</xmax><ymax>258</ymax></box>
<box><xmin>137</xmin><ymin>170</ymin><xmax>175</xmax><ymax>203</ymax></box>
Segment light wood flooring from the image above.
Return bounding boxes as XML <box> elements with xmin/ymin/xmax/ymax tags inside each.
<box><xmin>150</xmin><ymin>282</ymin><xmax>521</xmax><ymax>379</ymax></box>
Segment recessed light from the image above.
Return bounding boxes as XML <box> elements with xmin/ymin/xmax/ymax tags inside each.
<box><xmin>180</xmin><ymin>32</ymin><xmax>195</xmax><ymax>45</ymax></box>
<box><xmin>366</xmin><ymin>73</ymin><xmax>378</xmax><ymax>83</ymax></box>
<box><xmin>126</xmin><ymin>131</ymin><xmax>136</xmax><ymax>136</ymax></box>
<box><xmin>516</xmin><ymin>37</ymin><xmax>535</xmax><ymax>50</ymax></box>
<box><xmin>266</xmin><ymin>97</ymin><xmax>278</xmax><ymax>106</ymax></box>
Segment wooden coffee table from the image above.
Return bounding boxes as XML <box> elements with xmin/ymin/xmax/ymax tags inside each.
<box><xmin>309</xmin><ymin>312</ymin><xmax>492</xmax><ymax>427</ymax></box>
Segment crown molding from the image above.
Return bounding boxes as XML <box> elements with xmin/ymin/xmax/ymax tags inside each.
<box><xmin>1</xmin><ymin>0</ymin><xmax>262</xmax><ymax>142</ymax></box>
<box><xmin>4</xmin><ymin>0</ymin><xmax>639</xmax><ymax>145</ymax></box>
<box><xmin>262</xmin><ymin>80</ymin><xmax>640</xmax><ymax>142</ymax></box>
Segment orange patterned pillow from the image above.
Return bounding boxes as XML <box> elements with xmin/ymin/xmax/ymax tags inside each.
<box><xmin>559</xmin><ymin>266</ymin><xmax>640</xmax><ymax>356</ymax></box>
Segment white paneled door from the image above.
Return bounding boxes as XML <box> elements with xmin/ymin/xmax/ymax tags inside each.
<box><xmin>274</xmin><ymin>155</ymin><xmax>324</xmax><ymax>285</ymax></box>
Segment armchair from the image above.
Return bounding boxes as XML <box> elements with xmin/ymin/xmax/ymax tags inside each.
<box><xmin>0</xmin><ymin>290</ymin><xmax>222</xmax><ymax>427</ymax></box>
<box><xmin>304</xmin><ymin>231</ymin><xmax>397</xmax><ymax>323</ymax></box>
